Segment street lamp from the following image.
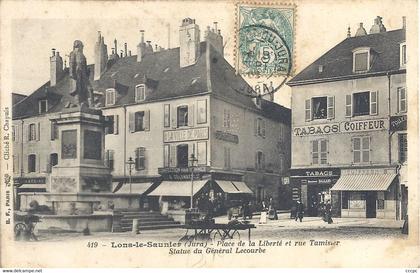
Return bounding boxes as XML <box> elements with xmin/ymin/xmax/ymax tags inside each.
<box><xmin>126</xmin><ymin>157</ymin><xmax>135</xmax><ymax>194</ymax></box>
<box><xmin>189</xmin><ymin>153</ymin><xmax>198</xmax><ymax>209</ymax></box>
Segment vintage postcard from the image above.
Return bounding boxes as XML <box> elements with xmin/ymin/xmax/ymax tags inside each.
<box><xmin>0</xmin><ymin>0</ymin><xmax>419</xmax><ymax>268</ymax></box>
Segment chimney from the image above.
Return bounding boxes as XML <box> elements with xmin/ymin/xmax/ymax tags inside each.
<box><xmin>347</xmin><ymin>26</ymin><xmax>351</xmax><ymax>38</ymax></box>
<box><xmin>124</xmin><ymin>42</ymin><xmax>128</xmax><ymax>57</ymax></box>
<box><xmin>129</xmin><ymin>50</ymin><xmax>132</xmax><ymax>56</ymax></box>
<box><xmin>114</xmin><ymin>39</ymin><xmax>118</xmax><ymax>57</ymax></box>
<box><xmin>369</xmin><ymin>16</ymin><xmax>386</xmax><ymax>34</ymax></box>
<box><xmin>355</xmin><ymin>23</ymin><xmax>367</xmax><ymax>36</ymax></box>
<box><xmin>179</xmin><ymin>18</ymin><xmax>200</xmax><ymax>67</ymax></box>
<box><xmin>94</xmin><ymin>31</ymin><xmax>108</xmax><ymax>80</ymax></box>
<box><xmin>402</xmin><ymin>16</ymin><xmax>406</xmax><ymax>29</ymax></box>
<box><xmin>137</xmin><ymin>30</ymin><xmax>146</xmax><ymax>62</ymax></box>
<box><xmin>50</xmin><ymin>48</ymin><xmax>63</xmax><ymax>86</ymax></box>
<box><xmin>205</xmin><ymin>22</ymin><xmax>224</xmax><ymax>56</ymax></box>
<box><xmin>120</xmin><ymin>50</ymin><xmax>123</xmax><ymax>58</ymax></box>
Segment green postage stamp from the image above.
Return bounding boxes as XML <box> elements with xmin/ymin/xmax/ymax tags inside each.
<box><xmin>236</xmin><ymin>4</ymin><xmax>295</xmax><ymax>77</ymax></box>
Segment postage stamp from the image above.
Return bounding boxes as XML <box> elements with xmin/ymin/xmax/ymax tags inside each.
<box><xmin>236</xmin><ymin>4</ymin><xmax>295</xmax><ymax>77</ymax></box>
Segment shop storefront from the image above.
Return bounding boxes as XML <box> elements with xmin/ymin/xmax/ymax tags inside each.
<box><xmin>290</xmin><ymin>168</ymin><xmax>341</xmax><ymax>216</ymax></box>
<box><xmin>331</xmin><ymin>167</ymin><xmax>399</xmax><ymax>219</ymax></box>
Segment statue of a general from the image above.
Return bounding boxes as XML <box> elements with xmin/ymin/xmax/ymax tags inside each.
<box><xmin>69</xmin><ymin>40</ymin><xmax>93</xmax><ymax>106</ymax></box>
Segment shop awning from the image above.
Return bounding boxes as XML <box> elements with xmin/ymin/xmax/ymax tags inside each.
<box><xmin>232</xmin><ymin>181</ymin><xmax>253</xmax><ymax>194</ymax></box>
<box><xmin>215</xmin><ymin>180</ymin><xmax>253</xmax><ymax>194</ymax></box>
<box><xmin>148</xmin><ymin>180</ymin><xmax>208</xmax><ymax>197</ymax></box>
<box><xmin>18</xmin><ymin>184</ymin><xmax>46</xmax><ymax>190</ymax></box>
<box><xmin>331</xmin><ymin>173</ymin><xmax>396</xmax><ymax>191</ymax></box>
<box><xmin>216</xmin><ymin>180</ymin><xmax>239</xmax><ymax>193</ymax></box>
<box><xmin>114</xmin><ymin>182</ymin><xmax>153</xmax><ymax>194</ymax></box>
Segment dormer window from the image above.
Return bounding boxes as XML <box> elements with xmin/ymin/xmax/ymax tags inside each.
<box><xmin>105</xmin><ymin>89</ymin><xmax>116</xmax><ymax>106</ymax></box>
<box><xmin>135</xmin><ymin>84</ymin><xmax>146</xmax><ymax>102</ymax></box>
<box><xmin>39</xmin><ymin>100</ymin><xmax>48</xmax><ymax>114</ymax></box>
<box><xmin>400</xmin><ymin>42</ymin><xmax>407</xmax><ymax>68</ymax></box>
<box><xmin>353</xmin><ymin>47</ymin><xmax>370</xmax><ymax>73</ymax></box>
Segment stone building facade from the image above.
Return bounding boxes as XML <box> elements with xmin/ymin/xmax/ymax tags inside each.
<box><xmin>287</xmin><ymin>17</ymin><xmax>407</xmax><ymax>219</ymax></box>
<box><xmin>12</xmin><ymin>18</ymin><xmax>291</xmax><ymax>212</ymax></box>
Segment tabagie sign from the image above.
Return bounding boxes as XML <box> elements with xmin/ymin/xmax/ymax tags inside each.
<box><xmin>164</xmin><ymin>127</ymin><xmax>209</xmax><ymax>143</ymax></box>
<box><xmin>293</xmin><ymin>118</ymin><xmax>388</xmax><ymax>137</ymax></box>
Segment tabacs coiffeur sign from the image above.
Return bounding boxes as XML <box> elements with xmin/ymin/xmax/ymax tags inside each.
<box><xmin>293</xmin><ymin>118</ymin><xmax>387</xmax><ymax>137</ymax></box>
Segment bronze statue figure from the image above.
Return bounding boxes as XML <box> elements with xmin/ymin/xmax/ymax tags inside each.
<box><xmin>69</xmin><ymin>40</ymin><xmax>93</xmax><ymax>106</ymax></box>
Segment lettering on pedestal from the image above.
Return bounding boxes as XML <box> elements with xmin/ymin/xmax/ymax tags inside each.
<box><xmin>51</xmin><ymin>177</ymin><xmax>77</xmax><ymax>192</ymax></box>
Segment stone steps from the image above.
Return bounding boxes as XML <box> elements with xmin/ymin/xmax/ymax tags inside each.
<box><xmin>112</xmin><ymin>210</ymin><xmax>182</xmax><ymax>232</ymax></box>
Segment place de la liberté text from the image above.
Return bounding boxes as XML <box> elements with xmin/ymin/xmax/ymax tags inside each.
<box><xmin>106</xmin><ymin>239</ymin><xmax>341</xmax><ymax>255</ymax></box>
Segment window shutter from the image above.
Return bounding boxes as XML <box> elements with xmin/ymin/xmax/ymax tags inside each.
<box><xmin>305</xmin><ymin>99</ymin><xmax>312</xmax><ymax>121</ymax></box>
<box><xmin>170</xmin><ymin>144</ymin><xmax>177</xmax><ymax>167</ymax></box>
<box><xmin>255</xmin><ymin>152</ymin><xmax>258</xmax><ymax>170</ymax></box>
<box><xmin>45</xmin><ymin>155</ymin><xmax>51</xmax><ymax>173</ymax></box>
<box><xmin>164</xmin><ymin>104</ymin><xmax>170</xmax><ymax>127</ymax></box>
<box><xmin>172</xmin><ymin>106</ymin><xmax>177</xmax><ymax>128</ymax></box>
<box><xmin>320</xmin><ymin>139</ymin><xmax>327</xmax><ymax>164</ymax></box>
<box><xmin>37</xmin><ymin>154</ymin><xmax>41</xmax><ymax>173</ymax></box>
<box><xmin>262</xmin><ymin>153</ymin><xmax>265</xmax><ymax>170</ymax></box>
<box><xmin>164</xmin><ymin>145</ymin><xmax>170</xmax><ymax>167</ymax></box>
<box><xmin>188</xmin><ymin>142</ymin><xmax>196</xmax><ymax>161</ymax></box>
<box><xmin>398</xmin><ymin>87</ymin><xmax>407</xmax><ymax>113</ymax></box>
<box><xmin>105</xmin><ymin>150</ymin><xmax>109</xmax><ymax>168</ymax></box>
<box><xmin>50</xmin><ymin>122</ymin><xmax>55</xmax><ymax>140</ymax></box>
<box><xmin>27</xmin><ymin>124</ymin><xmax>30</xmax><ymax>141</ymax></box>
<box><xmin>370</xmin><ymin>91</ymin><xmax>378</xmax><ymax>115</ymax></box>
<box><xmin>262</xmin><ymin>120</ymin><xmax>266</xmax><ymax>137</ymax></box>
<box><xmin>345</xmin><ymin>94</ymin><xmax>352</xmax><ymax>117</ymax></box>
<box><xmin>254</xmin><ymin>118</ymin><xmax>258</xmax><ymax>136</ymax></box>
<box><xmin>114</xmin><ymin>115</ymin><xmax>119</xmax><ymax>135</ymax></box>
<box><xmin>327</xmin><ymin>96</ymin><xmax>335</xmax><ymax>119</ymax></box>
<box><xmin>144</xmin><ymin>110</ymin><xmax>150</xmax><ymax>131</ymax></box>
<box><xmin>129</xmin><ymin>112</ymin><xmax>135</xmax><ymax>133</ymax></box>
<box><xmin>188</xmin><ymin>103</ymin><xmax>194</xmax><ymax>127</ymax></box>
<box><xmin>37</xmin><ymin>122</ymin><xmax>41</xmax><ymax>141</ymax></box>
<box><xmin>104</xmin><ymin>121</ymin><xmax>110</xmax><ymax>135</ymax></box>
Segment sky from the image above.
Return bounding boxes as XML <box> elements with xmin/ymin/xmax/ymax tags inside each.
<box><xmin>6</xmin><ymin>0</ymin><xmax>414</xmax><ymax>108</ymax></box>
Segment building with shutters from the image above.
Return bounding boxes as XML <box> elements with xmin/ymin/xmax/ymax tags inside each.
<box><xmin>287</xmin><ymin>16</ymin><xmax>407</xmax><ymax>219</ymax></box>
<box><xmin>12</xmin><ymin>18</ymin><xmax>291</xmax><ymax>213</ymax></box>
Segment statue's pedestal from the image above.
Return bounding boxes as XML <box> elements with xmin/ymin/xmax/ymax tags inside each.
<box><xmin>47</xmin><ymin>106</ymin><xmax>112</xmax><ymax>215</ymax></box>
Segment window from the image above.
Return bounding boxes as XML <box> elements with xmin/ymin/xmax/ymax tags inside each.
<box><xmin>255</xmin><ymin>118</ymin><xmax>266</xmax><ymax>137</ymax></box>
<box><xmin>135</xmin><ymin>84</ymin><xmax>146</xmax><ymax>102</ymax></box>
<box><xmin>105</xmin><ymin>150</ymin><xmax>114</xmax><ymax>170</ymax></box>
<box><xmin>135</xmin><ymin>147</ymin><xmax>146</xmax><ymax>171</ymax></box>
<box><xmin>176</xmin><ymin>144</ymin><xmax>189</xmax><ymax>168</ymax></box>
<box><xmin>305</xmin><ymin>96</ymin><xmax>335</xmax><ymax>121</ymax></box>
<box><xmin>224</xmin><ymin>147</ymin><xmax>231</xmax><ymax>169</ymax></box>
<box><xmin>397</xmin><ymin>87</ymin><xmax>407</xmax><ymax>113</ymax></box>
<box><xmin>132</xmin><ymin>111</ymin><xmax>150</xmax><ymax>132</ymax></box>
<box><xmin>50</xmin><ymin>121</ymin><xmax>58</xmax><ymax>140</ymax></box>
<box><xmin>105</xmin><ymin>115</ymin><xmax>118</xmax><ymax>135</ymax></box>
<box><xmin>353</xmin><ymin>91</ymin><xmax>370</xmax><ymax>116</ymax></box>
<box><xmin>177</xmin><ymin>106</ymin><xmax>188</xmax><ymax>127</ymax></box>
<box><xmin>353</xmin><ymin>48</ymin><xmax>370</xmax><ymax>72</ymax></box>
<box><xmin>223</xmin><ymin>109</ymin><xmax>231</xmax><ymax>128</ymax></box>
<box><xmin>28</xmin><ymin>154</ymin><xmax>36</xmax><ymax>173</ymax></box>
<box><xmin>28</xmin><ymin>123</ymin><xmax>37</xmax><ymax>141</ymax></box>
<box><xmin>353</xmin><ymin>136</ymin><xmax>370</xmax><ymax>163</ymax></box>
<box><xmin>50</xmin><ymin>153</ymin><xmax>58</xmax><ymax>167</ymax></box>
<box><xmin>164</xmin><ymin>104</ymin><xmax>170</xmax><ymax>127</ymax></box>
<box><xmin>311</xmin><ymin>139</ymin><xmax>328</xmax><ymax>165</ymax></box>
<box><xmin>39</xmin><ymin>100</ymin><xmax>48</xmax><ymax>114</ymax></box>
<box><xmin>312</xmin><ymin>97</ymin><xmax>327</xmax><ymax>119</ymax></box>
<box><xmin>377</xmin><ymin>192</ymin><xmax>385</xmax><ymax>210</ymax></box>
<box><xmin>399</xmin><ymin>133</ymin><xmax>407</xmax><ymax>163</ymax></box>
<box><xmin>163</xmin><ymin>145</ymin><xmax>170</xmax><ymax>167</ymax></box>
<box><xmin>255</xmin><ymin>151</ymin><xmax>265</xmax><ymax>170</ymax></box>
<box><xmin>105</xmin><ymin>89</ymin><xmax>116</xmax><ymax>106</ymax></box>
<box><xmin>400</xmin><ymin>42</ymin><xmax>406</xmax><ymax>67</ymax></box>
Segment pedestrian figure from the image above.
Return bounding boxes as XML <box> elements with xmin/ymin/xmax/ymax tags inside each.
<box><xmin>325</xmin><ymin>200</ymin><xmax>333</xmax><ymax>224</ymax></box>
<box><xmin>268</xmin><ymin>197</ymin><xmax>278</xmax><ymax>220</ymax></box>
<box><xmin>295</xmin><ymin>200</ymin><xmax>304</xmax><ymax>222</ymax></box>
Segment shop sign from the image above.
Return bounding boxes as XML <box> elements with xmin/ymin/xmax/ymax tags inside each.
<box><xmin>341</xmin><ymin>168</ymin><xmax>396</xmax><ymax>176</ymax></box>
<box><xmin>158</xmin><ymin>166</ymin><xmax>210</xmax><ymax>174</ymax></box>
<box><xmin>293</xmin><ymin>118</ymin><xmax>388</xmax><ymax>137</ymax></box>
<box><xmin>14</xmin><ymin>177</ymin><xmax>46</xmax><ymax>185</ymax></box>
<box><xmin>215</xmin><ymin>130</ymin><xmax>239</xmax><ymax>144</ymax></box>
<box><xmin>291</xmin><ymin>168</ymin><xmax>341</xmax><ymax>178</ymax></box>
<box><xmin>163</xmin><ymin>127</ymin><xmax>209</xmax><ymax>143</ymax></box>
<box><xmin>390</xmin><ymin>115</ymin><xmax>407</xmax><ymax>131</ymax></box>
<box><xmin>163</xmin><ymin>173</ymin><xmax>203</xmax><ymax>181</ymax></box>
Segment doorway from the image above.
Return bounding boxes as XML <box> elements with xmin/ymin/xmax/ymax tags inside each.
<box><xmin>177</xmin><ymin>144</ymin><xmax>189</xmax><ymax>168</ymax></box>
<box><xmin>366</xmin><ymin>191</ymin><xmax>377</xmax><ymax>218</ymax></box>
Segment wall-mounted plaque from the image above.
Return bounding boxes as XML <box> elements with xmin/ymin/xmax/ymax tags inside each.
<box><xmin>61</xmin><ymin>130</ymin><xmax>77</xmax><ymax>159</ymax></box>
<box><xmin>84</xmin><ymin>130</ymin><xmax>102</xmax><ymax>160</ymax></box>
